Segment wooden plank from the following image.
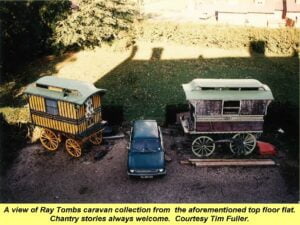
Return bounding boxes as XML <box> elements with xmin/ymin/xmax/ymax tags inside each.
<box><xmin>188</xmin><ymin>158</ymin><xmax>275</xmax><ymax>163</ymax></box>
<box><xmin>28</xmin><ymin>96</ymin><xmax>33</xmax><ymax>109</ymax></box>
<box><xmin>180</xmin><ymin>160</ymin><xmax>191</xmax><ymax>165</ymax></box>
<box><xmin>49</xmin><ymin>118</ymin><xmax>53</xmax><ymax>128</ymax></box>
<box><xmin>32</xmin><ymin>96</ymin><xmax>37</xmax><ymax>111</ymax></box>
<box><xmin>81</xmin><ymin>106</ymin><xmax>85</xmax><ymax>118</ymax></box>
<box><xmin>60</xmin><ymin>102</ymin><xmax>64</xmax><ymax>117</ymax></box>
<box><xmin>71</xmin><ymin>103</ymin><xmax>75</xmax><ymax>119</ymax></box>
<box><xmin>67</xmin><ymin>102</ymin><xmax>71</xmax><ymax>119</ymax></box>
<box><xmin>41</xmin><ymin>97</ymin><xmax>45</xmax><ymax>112</ymax></box>
<box><xmin>57</xmin><ymin>120</ymin><xmax>62</xmax><ymax>132</ymax></box>
<box><xmin>35</xmin><ymin>115</ymin><xmax>40</xmax><ymax>125</ymax></box>
<box><xmin>63</xmin><ymin>102</ymin><xmax>67</xmax><ymax>118</ymax></box>
<box><xmin>65</xmin><ymin>102</ymin><xmax>69</xmax><ymax>118</ymax></box>
<box><xmin>31</xmin><ymin>96</ymin><xmax>35</xmax><ymax>110</ymax></box>
<box><xmin>193</xmin><ymin>160</ymin><xmax>276</xmax><ymax>167</ymax></box>
<box><xmin>37</xmin><ymin>96</ymin><xmax>42</xmax><ymax>111</ymax></box>
<box><xmin>58</xmin><ymin>101</ymin><xmax>63</xmax><ymax>117</ymax></box>
<box><xmin>70</xmin><ymin>124</ymin><xmax>74</xmax><ymax>134</ymax></box>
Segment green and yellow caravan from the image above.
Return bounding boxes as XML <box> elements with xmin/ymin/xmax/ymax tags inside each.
<box><xmin>24</xmin><ymin>76</ymin><xmax>106</xmax><ymax>157</ymax></box>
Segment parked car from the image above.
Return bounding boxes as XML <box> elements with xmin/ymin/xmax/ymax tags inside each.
<box><xmin>127</xmin><ymin>120</ymin><xmax>166</xmax><ymax>178</ymax></box>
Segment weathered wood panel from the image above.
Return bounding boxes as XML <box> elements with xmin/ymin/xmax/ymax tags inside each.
<box><xmin>196</xmin><ymin>100</ymin><xmax>222</xmax><ymax>116</ymax></box>
<box><xmin>240</xmin><ymin>100</ymin><xmax>267</xmax><ymax>115</ymax></box>
<box><xmin>196</xmin><ymin>121</ymin><xmax>263</xmax><ymax>132</ymax></box>
<box><xmin>29</xmin><ymin>95</ymin><xmax>46</xmax><ymax>112</ymax></box>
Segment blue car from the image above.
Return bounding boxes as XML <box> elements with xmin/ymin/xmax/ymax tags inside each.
<box><xmin>127</xmin><ymin>120</ymin><xmax>166</xmax><ymax>178</ymax></box>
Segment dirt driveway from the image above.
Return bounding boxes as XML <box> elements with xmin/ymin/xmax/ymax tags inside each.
<box><xmin>1</xmin><ymin>129</ymin><xmax>298</xmax><ymax>203</ymax></box>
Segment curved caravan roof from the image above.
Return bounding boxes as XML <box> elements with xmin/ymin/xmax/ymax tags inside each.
<box><xmin>182</xmin><ymin>79</ymin><xmax>274</xmax><ymax>101</ymax></box>
<box><xmin>24</xmin><ymin>76</ymin><xmax>106</xmax><ymax>104</ymax></box>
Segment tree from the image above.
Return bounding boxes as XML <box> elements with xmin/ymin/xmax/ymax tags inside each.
<box><xmin>0</xmin><ymin>0</ymin><xmax>71</xmax><ymax>82</ymax></box>
<box><xmin>52</xmin><ymin>0</ymin><xmax>137</xmax><ymax>50</ymax></box>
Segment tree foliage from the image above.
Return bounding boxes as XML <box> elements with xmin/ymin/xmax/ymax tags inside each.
<box><xmin>0</xmin><ymin>0</ymin><xmax>71</xmax><ymax>82</ymax></box>
<box><xmin>52</xmin><ymin>0</ymin><xmax>137</xmax><ymax>50</ymax></box>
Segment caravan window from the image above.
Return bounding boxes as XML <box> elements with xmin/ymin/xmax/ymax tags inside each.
<box><xmin>45</xmin><ymin>99</ymin><xmax>58</xmax><ymax>115</ymax></box>
<box><xmin>223</xmin><ymin>101</ymin><xmax>240</xmax><ymax>115</ymax></box>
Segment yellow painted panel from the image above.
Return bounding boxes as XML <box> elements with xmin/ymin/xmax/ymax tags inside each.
<box><xmin>41</xmin><ymin>97</ymin><xmax>45</xmax><ymax>112</ymax></box>
<box><xmin>45</xmin><ymin>118</ymin><xmax>49</xmax><ymax>128</ymax></box>
<box><xmin>38</xmin><ymin>116</ymin><xmax>42</xmax><ymax>126</ymax></box>
<box><xmin>61</xmin><ymin>101</ymin><xmax>66</xmax><ymax>117</ymax></box>
<box><xmin>64</xmin><ymin>102</ymin><xmax>68</xmax><ymax>118</ymax></box>
<box><xmin>58</xmin><ymin>121</ymin><xmax>63</xmax><ymax>132</ymax></box>
<box><xmin>58</xmin><ymin>101</ymin><xmax>63</xmax><ymax>116</ymax></box>
<box><xmin>50</xmin><ymin>119</ymin><xmax>54</xmax><ymax>129</ymax></box>
<box><xmin>64</xmin><ymin>122</ymin><xmax>68</xmax><ymax>133</ymax></box>
<box><xmin>35</xmin><ymin>115</ymin><xmax>39</xmax><ymax>125</ymax></box>
<box><xmin>36</xmin><ymin>96</ymin><xmax>41</xmax><ymax>111</ymax></box>
<box><xmin>31</xmin><ymin>96</ymin><xmax>36</xmax><ymax>111</ymax></box>
<box><xmin>60</xmin><ymin>101</ymin><xmax>65</xmax><ymax>117</ymax></box>
<box><xmin>38</xmin><ymin>97</ymin><xmax>42</xmax><ymax>112</ymax></box>
<box><xmin>38</xmin><ymin>97</ymin><xmax>43</xmax><ymax>112</ymax></box>
<box><xmin>61</xmin><ymin>121</ymin><xmax>65</xmax><ymax>132</ymax></box>
<box><xmin>48</xmin><ymin>118</ymin><xmax>52</xmax><ymax>128</ymax></box>
<box><xmin>30</xmin><ymin>96</ymin><xmax>34</xmax><ymax>110</ymax></box>
<box><xmin>67</xmin><ymin>123</ymin><xmax>71</xmax><ymax>134</ymax></box>
<box><xmin>64</xmin><ymin>102</ymin><xmax>69</xmax><ymax>118</ymax></box>
<box><xmin>71</xmin><ymin>105</ymin><xmax>76</xmax><ymax>119</ymax></box>
<box><xmin>53</xmin><ymin>120</ymin><xmax>57</xmax><ymax>130</ymax></box>
<box><xmin>67</xmin><ymin>123</ymin><xmax>71</xmax><ymax>133</ymax></box>
<box><xmin>63</xmin><ymin>102</ymin><xmax>67</xmax><ymax>118</ymax></box>
<box><xmin>28</xmin><ymin>96</ymin><xmax>32</xmax><ymax>109</ymax></box>
<box><xmin>57</xmin><ymin>121</ymin><xmax>62</xmax><ymax>132</ymax></box>
<box><xmin>69</xmin><ymin>123</ymin><xmax>72</xmax><ymax>133</ymax></box>
<box><xmin>74</xmin><ymin>125</ymin><xmax>78</xmax><ymax>134</ymax></box>
<box><xmin>44</xmin><ymin>117</ymin><xmax>48</xmax><ymax>128</ymax></box>
<box><xmin>32</xmin><ymin>115</ymin><xmax>36</xmax><ymax>123</ymax></box>
<box><xmin>67</xmin><ymin>102</ymin><xmax>71</xmax><ymax>118</ymax></box>
<box><xmin>69</xmin><ymin>124</ymin><xmax>73</xmax><ymax>134</ymax></box>
<box><xmin>69</xmin><ymin>104</ymin><xmax>73</xmax><ymax>119</ymax></box>
<box><xmin>67</xmin><ymin>102</ymin><xmax>71</xmax><ymax>119</ymax></box>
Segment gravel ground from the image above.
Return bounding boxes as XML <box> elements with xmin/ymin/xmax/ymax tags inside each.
<box><xmin>0</xmin><ymin>129</ymin><xmax>298</xmax><ymax>203</ymax></box>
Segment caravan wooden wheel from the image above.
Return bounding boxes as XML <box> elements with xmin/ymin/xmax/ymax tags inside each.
<box><xmin>40</xmin><ymin>129</ymin><xmax>59</xmax><ymax>151</ymax></box>
<box><xmin>89</xmin><ymin>130</ymin><xmax>103</xmax><ymax>145</ymax></box>
<box><xmin>230</xmin><ymin>133</ymin><xmax>256</xmax><ymax>155</ymax></box>
<box><xmin>65</xmin><ymin>139</ymin><xmax>82</xmax><ymax>158</ymax></box>
<box><xmin>192</xmin><ymin>136</ymin><xmax>216</xmax><ymax>157</ymax></box>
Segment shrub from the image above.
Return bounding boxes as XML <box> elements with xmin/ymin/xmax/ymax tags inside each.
<box><xmin>137</xmin><ymin>21</ymin><xmax>300</xmax><ymax>55</ymax></box>
<box><xmin>52</xmin><ymin>0</ymin><xmax>138</xmax><ymax>51</ymax></box>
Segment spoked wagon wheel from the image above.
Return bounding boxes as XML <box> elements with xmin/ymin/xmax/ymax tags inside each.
<box><xmin>40</xmin><ymin>128</ymin><xmax>59</xmax><ymax>151</ymax></box>
<box><xmin>192</xmin><ymin>136</ymin><xmax>216</xmax><ymax>157</ymax></box>
<box><xmin>65</xmin><ymin>139</ymin><xmax>82</xmax><ymax>158</ymax></box>
<box><xmin>89</xmin><ymin>130</ymin><xmax>103</xmax><ymax>145</ymax></box>
<box><xmin>229</xmin><ymin>133</ymin><xmax>256</xmax><ymax>155</ymax></box>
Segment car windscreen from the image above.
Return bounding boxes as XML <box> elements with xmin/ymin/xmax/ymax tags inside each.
<box><xmin>131</xmin><ymin>138</ymin><xmax>161</xmax><ymax>152</ymax></box>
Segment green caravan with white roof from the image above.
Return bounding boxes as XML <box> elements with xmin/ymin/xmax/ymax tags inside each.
<box><xmin>180</xmin><ymin>78</ymin><xmax>274</xmax><ymax>157</ymax></box>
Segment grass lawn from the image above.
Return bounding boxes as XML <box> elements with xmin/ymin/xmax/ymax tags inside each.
<box><xmin>94</xmin><ymin>42</ymin><xmax>299</xmax><ymax>123</ymax></box>
<box><xmin>0</xmin><ymin>41</ymin><xmax>299</xmax><ymax>125</ymax></box>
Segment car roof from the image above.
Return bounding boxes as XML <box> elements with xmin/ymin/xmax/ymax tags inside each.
<box><xmin>133</xmin><ymin>120</ymin><xmax>159</xmax><ymax>139</ymax></box>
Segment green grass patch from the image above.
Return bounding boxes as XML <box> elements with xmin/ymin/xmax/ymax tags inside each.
<box><xmin>95</xmin><ymin>55</ymin><xmax>299</xmax><ymax>123</ymax></box>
